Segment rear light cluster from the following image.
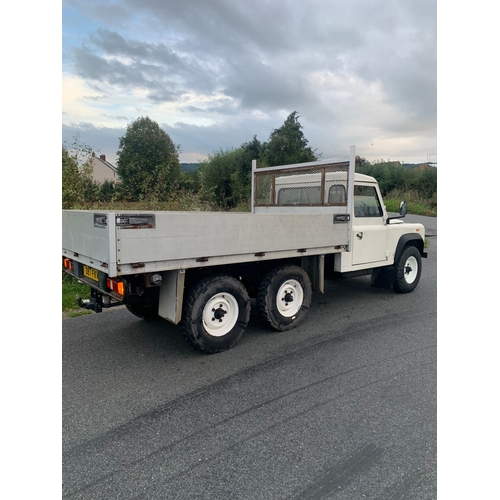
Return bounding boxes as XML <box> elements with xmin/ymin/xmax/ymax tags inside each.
<box><xmin>63</xmin><ymin>258</ymin><xmax>74</xmax><ymax>271</ymax></box>
<box><xmin>107</xmin><ymin>278</ymin><xmax>124</xmax><ymax>296</ymax></box>
<box><xmin>64</xmin><ymin>256</ymin><xmax>125</xmax><ymax>297</ymax></box>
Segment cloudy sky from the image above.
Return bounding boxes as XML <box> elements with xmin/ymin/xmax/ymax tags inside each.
<box><xmin>62</xmin><ymin>0</ymin><xmax>437</xmax><ymax>165</ymax></box>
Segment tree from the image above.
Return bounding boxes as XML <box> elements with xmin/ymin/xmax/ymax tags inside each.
<box><xmin>230</xmin><ymin>135</ymin><xmax>266</xmax><ymax>205</ymax></box>
<box><xmin>116</xmin><ymin>116</ymin><xmax>180</xmax><ymax>201</ymax></box>
<box><xmin>196</xmin><ymin>113</ymin><xmax>318</xmax><ymax>209</ymax></box>
<box><xmin>197</xmin><ymin>136</ymin><xmax>267</xmax><ymax>209</ymax></box>
<box><xmin>62</xmin><ymin>139</ymin><xmax>97</xmax><ymax>209</ymax></box>
<box><xmin>197</xmin><ymin>148</ymin><xmax>247</xmax><ymax>209</ymax></box>
<box><xmin>355</xmin><ymin>155</ymin><xmax>368</xmax><ymax>168</ymax></box>
<box><xmin>62</xmin><ymin>146</ymin><xmax>81</xmax><ymax>209</ymax></box>
<box><xmin>263</xmin><ymin>111</ymin><xmax>317</xmax><ymax>166</ymax></box>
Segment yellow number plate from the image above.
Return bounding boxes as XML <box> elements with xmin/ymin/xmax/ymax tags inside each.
<box><xmin>83</xmin><ymin>266</ymin><xmax>99</xmax><ymax>281</ymax></box>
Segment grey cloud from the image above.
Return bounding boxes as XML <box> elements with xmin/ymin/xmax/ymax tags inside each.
<box><xmin>73</xmin><ymin>46</ymin><xmax>158</xmax><ymax>93</ymax></box>
<box><xmin>162</xmin><ymin>116</ymin><xmax>279</xmax><ymax>156</ymax></box>
<box><xmin>72</xmin><ymin>27</ymin><xmax>319</xmax><ymax>113</ymax></box>
<box><xmin>350</xmin><ymin>40</ymin><xmax>436</xmax><ymax>122</ymax></box>
<box><xmin>64</xmin><ymin>0</ymin><xmax>436</xmax><ymax>162</ymax></box>
<box><xmin>72</xmin><ymin>29</ymin><xmax>218</xmax><ymax>99</ymax></box>
<box><xmin>89</xmin><ymin>29</ymin><xmax>184</xmax><ymax>67</ymax></box>
<box><xmin>123</xmin><ymin>0</ymin><xmax>297</xmax><ymax>54</ymax></box>
<box><xmin>130</xmin><ymin>1</ymin><xmax>432</xmax><ymax>118</ymax></box>
<box><xmin>179</xmin><ymin>98</ymin><xmax>238</xmax><ymax>115</ymax></box>
<box><xmin>65</xmin><ymin>0</ymin><xmax>131</xmax><ymax>25</ymax></box>
<box><xmin>100</xmin><ymin>114</ymin><xmax>129</xmax><ymax>120</ymax></box>
<box><xmin>62</xmin><ymin>122</ymin><xmax>125</xmax><ymax>159</ymax></box>
<box><xmin>223</xmin><ymin>58</ymin><xmax>317</xmax><ymax>112</ymax></box>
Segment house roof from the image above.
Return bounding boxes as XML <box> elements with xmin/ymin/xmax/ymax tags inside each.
<box><xmin>91</xmin><ymin>153</ymin><xmax>117</xmax><ymax>173</ymax></box>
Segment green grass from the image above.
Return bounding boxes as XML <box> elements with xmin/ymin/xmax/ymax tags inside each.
<box><xmin>384</xmin><ymin>198</ymin><xmax>437</xmax><ymax>217</ymax></box>
<box><xmin>383</xmin><ymin>188</ymin><xmax>436</xmax><ymax>217</ymax></box>
<box><xmin>62</xmin><ymin>272</ymin><xmax>91</xmax><ymax>315</ymax></box>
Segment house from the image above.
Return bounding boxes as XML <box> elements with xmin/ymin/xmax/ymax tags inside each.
<box><xmin>90</xmin><ymin>153</ymin><xmax>119</xmax><ymax>183</ymax></box>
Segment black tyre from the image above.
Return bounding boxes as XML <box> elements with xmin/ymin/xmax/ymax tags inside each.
<box><xmin>257</xmin><ymin>265</ymin><xmax>312</xmax><ymax>331</ymax></box>
<box><xmin>125</xmin><ymin>302</ymin><xmax>159</xmax><ymax>320</ymax></box>
<box><xmin>393</xmin><ymin>245</ymin><xmax>422</xmax><ymax>293</ymax></box>
<box><xmin>180</xmin><ymin>275</ymin><xmax>250</xmax><ymax>354</ymax></box>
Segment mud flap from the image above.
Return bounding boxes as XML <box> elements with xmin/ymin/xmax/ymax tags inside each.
<box><xmin>370</xmin><ymin>266</ymin><xmax>395</xmax><ymax>290</ymax></box>
<box><xmin>158</xmin><ymin>269</ymin><xmax>186</xmax><ymax>324</ymax></box>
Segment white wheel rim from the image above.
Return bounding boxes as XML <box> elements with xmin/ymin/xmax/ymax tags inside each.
<box><xmin>202</xmin><ymin>293</ymin><xmax>239</xmax><ymax>337</ymax></box>
<box><xmin>276</xmin><ymin>279</ymin><xmax>304</xmax><ymax>317</ymax></box>
<box><xmin>403</xmin><ymin>256</ymin><xmax>418</xmax><ymax>284</ymax></box>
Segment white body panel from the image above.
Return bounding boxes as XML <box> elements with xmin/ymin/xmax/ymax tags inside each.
<box><xmin>62</xmin><ymin>210</ymin><xmax>118</xmax><ymax>276</ymax></box>
<box><xmin>334</xmin><ymin>177</ymin><xmax>425</xmax><ymax>272</ymax></box>
<box><xmin>62</xmin><ymin>210</ymin><xmax>350</xmax><ymax>277</ymax></box>
<box><xmin>352</xmin><ymin>220</ymin><xmax>389</xmax><ymax>265</ymax></box>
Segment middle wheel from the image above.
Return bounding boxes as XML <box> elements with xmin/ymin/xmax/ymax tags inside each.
<box><xmin>257</xmin><ymin>265</ymin><xmax>312</xmax><ymax>331</ymax></box>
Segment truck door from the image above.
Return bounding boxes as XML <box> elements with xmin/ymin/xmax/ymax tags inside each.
<box><xmin>351</xmin><ymin>184</ymin><xmax>388</xmax><ymax>265</ymax></box>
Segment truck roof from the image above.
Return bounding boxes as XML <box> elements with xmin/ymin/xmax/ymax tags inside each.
<box><xmin>354</xmin><ymin>173</ymin><xmax>377</xmax><ymax>183</ymax></box>
<box><xmin>274</xmin><ymin>171</ymin><xmax>377</xmax><ymax>186</ymax></box>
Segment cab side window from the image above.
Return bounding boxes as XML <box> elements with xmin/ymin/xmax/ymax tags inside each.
<box><xmin>353</xmin><ymin>185</ymin><xmax>383</xmax><ymax>217</ymax></box>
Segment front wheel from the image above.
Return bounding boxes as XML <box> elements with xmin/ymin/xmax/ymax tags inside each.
<box><xmin>393</xmin><ymin>245</ymin><xmax>422</xmax><ymax>293</ymax></box>
<box><xmin>257</xmin><ymin>265</ymin><xmax>312</xmax><ymax>331</ymax></box>
<box><xmin>180</xmin><ymin>275</ymin><xmax>250</xmax><ymax>354</ymax></box>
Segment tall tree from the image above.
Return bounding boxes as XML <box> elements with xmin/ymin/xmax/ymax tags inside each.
<box><xmin>196</xmin><ymin>136</ymin><xmax>267</xmax><ymax>210</ymax></box>
<box><xmin>231</xmin><ymin>135</ymin><xmax>266</xmax><ymax>202</ymax></box>
<box><xmin>263</xmin><ymin>111</ymin><xmax>317</xmax><ymax>166</ymax></box>
<box><xmin>117</xmin><ymin>117</ymin><xmax>180</xmax><ymax>201</ymax></box>
<box><xmin>196</xmin><ymin>113</ymin><xmax>319</xmax><ymax>209</ymax></box>
<box><xmin>197</xmin><ymin>148</ymin><xmax>247</xmax><ymax>209</ymax></box>
<box><xmin>62</xmin><ymin>140</ymin><xmax>97</xmax><ymax>209</ymax></box>
<box><xmin>62</xmin><ymin>146</ymin><xmax>82</xmax><ymax>209</ymax></box>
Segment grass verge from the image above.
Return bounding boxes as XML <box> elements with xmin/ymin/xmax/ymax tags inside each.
<box><xmin>62</xmin><ymin>272</ymin><xmax>91</xmax><ymax>317</ymax></box>
<box><xmin>384</xmin><ymin>198</ymin><xmax>437</xmax><ymax>217</ymax></box>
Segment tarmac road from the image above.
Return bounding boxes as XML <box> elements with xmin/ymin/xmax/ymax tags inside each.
<box><xmin>62</xmin><ymin>221</ymin><xmax>437</xmax><ymax>499</ymax></box>
<box><xmin>387</xmin><ymin>213</ymin><xmax>436</xmax><ymax>237</ymax></box>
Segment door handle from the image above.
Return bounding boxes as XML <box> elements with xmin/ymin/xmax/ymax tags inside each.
<box><xmin>356</xmin><ymin>232</ymin><xmax>363</xmax><ymax>240</ymax></box>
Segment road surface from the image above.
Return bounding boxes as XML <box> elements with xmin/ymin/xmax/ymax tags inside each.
<box><xmin>63</xmin><ymin>221</ymin><xmax>437</xmax><ymax>499</ymax></box>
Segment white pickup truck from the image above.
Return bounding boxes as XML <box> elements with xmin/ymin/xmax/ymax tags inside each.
<box><xmin>63</xmin><ymin>146</ymin><xmax>426</xmax><ymax>353</ymax></box>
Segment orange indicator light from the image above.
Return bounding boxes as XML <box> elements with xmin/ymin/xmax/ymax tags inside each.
<box><xmin>107</xmin><ymin>278</ymin><xmax>125</xmax><ymax>296</ymax></box>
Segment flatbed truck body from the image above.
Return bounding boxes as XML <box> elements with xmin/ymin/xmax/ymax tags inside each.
<box><xmin>62</xmin><ymin>146</ymin><xmax>426</xmax><ymax>353</ymax></box>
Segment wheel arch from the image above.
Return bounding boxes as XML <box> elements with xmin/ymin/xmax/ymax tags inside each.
<box><xmin>394</xmin><ymin>234</ymin><xmax>425</xmax><ymax>263</ymax></box>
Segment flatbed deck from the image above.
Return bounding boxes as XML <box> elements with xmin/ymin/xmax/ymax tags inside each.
<box><xmin>62</xmin><ymin>210</ymin><xmax>350</xmax><ymax>277</ymax></box>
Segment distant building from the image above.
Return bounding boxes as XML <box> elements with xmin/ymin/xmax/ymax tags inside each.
<box><xmin>90</xmin><ymin>153</ymin><xmax>119</xmax><ymax>183</ymax></box>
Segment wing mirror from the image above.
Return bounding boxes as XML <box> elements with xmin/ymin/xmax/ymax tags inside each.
<box><xmin>386</xmin><ymin>200</ymin><xmax>407</xmax><ymax>223</ymax></box>
<box><xmin>399</xmin><ymin>200</ymin><xmax>407</xmax><ymax>217</ymax></box>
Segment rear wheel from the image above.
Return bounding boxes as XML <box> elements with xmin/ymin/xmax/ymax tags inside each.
<box><xmin>181</xmin><ymin>275</ymin><xmax>250</xmax><ymax>353</ymax></box>
<box><xmin>393</xmin><ymin>245</ymin><xmax>422</xmax><ymax>293</ymax></box>
<box><xmin>257</xmin><ymin>265</ymin><xmax>312</xmax><ymax>331</ymax></box>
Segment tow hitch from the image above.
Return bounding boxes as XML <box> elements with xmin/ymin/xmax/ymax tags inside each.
<box><xmin>76</xmin><ymin>288</ymin><xmax>121</xmax><ymax>313</ymax></box>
